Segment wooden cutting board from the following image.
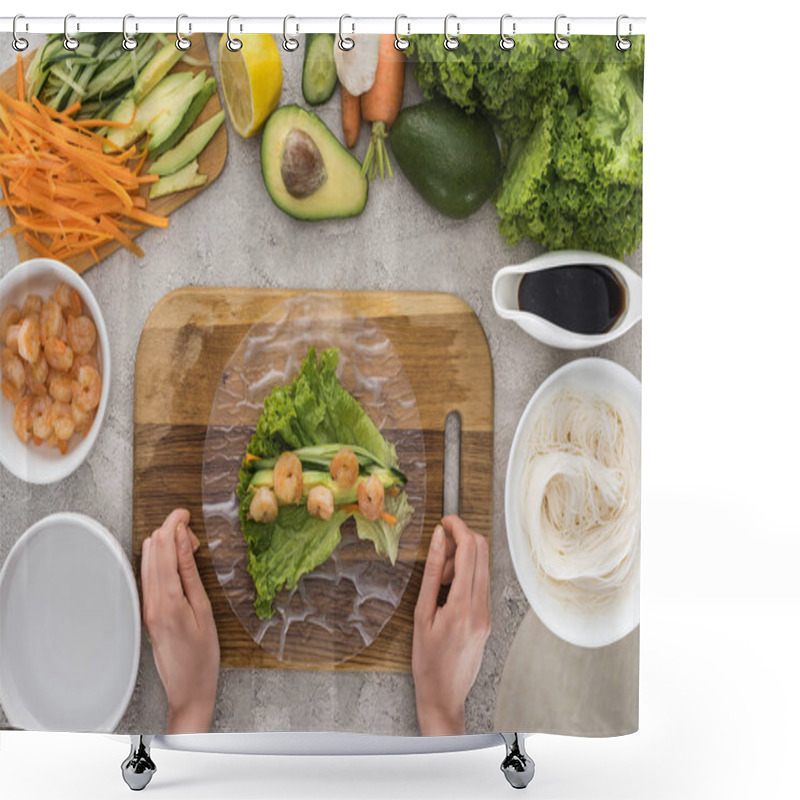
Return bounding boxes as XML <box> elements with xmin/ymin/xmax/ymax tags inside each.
<box><xmin>133</xmin><ymin>289</ymin><xmax>493</xmax><ymax>672</ymax></box>
<box><xmin>0</xmin><ymin>35</ymin><xmax>227</xmax><ymax>274</ymax></box>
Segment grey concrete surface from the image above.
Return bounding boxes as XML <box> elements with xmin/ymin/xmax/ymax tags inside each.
<box><xmin>0</xmin><ymin>34</ymin><xmax>641</xmax><ymax>736</ymax></box>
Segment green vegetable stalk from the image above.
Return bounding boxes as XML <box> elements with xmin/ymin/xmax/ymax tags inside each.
<box><xmin>406</xmin><ymin>34</ymin><xmax>644</xmax><ymax>259</ymax></box>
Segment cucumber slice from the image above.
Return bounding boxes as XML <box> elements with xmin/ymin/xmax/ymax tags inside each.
<box><xmin>149</xmin><ymin>160</ymin><xmax>207</xmax><ymax>200</ymax></box>
<box><xmin>148</xmin><ymin>109</ymin><xmax>226</xmax><ymax>176</ymax></box>
<box><xmin>302</xmin><ymin>33</ymin><xmax>338</xmax><ymax>106</ymax></box>
<box><xmin>148</xmin><ymin>77</ymin><xmax>217</xmax><ymax>160</ymax></box>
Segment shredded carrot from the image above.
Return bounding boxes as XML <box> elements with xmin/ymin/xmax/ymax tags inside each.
<box><xmin>336</xmin><ymin>503</ymin><xmax>398</xmax><ymax>526</ymax></box>
<box><xmin>16</xmin><ymin>55</ymin><xmax>23</xmax><ymax>102</ymax></box>
<box><xmin>0</xmin><ymin>78</ymin><xmax>169</xmax><ymax>266</ymax></box>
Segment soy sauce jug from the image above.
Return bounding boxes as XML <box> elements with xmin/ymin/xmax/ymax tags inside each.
<box><xmin>492</xmin><ymin>251</ymin><xmax>642</xmax><ymax>350</ymax></box>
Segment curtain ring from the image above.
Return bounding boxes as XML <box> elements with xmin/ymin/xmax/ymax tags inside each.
<box><xmin>226</xmin><ymin>15</ymin><xmax>243</xmax><ymax>51</ymax></box>
<box><xmin>553</xmin><ymin>14</ymin><xmax>570</xmax><ymax>51</ymax></box>
<box><xmin>394</xmin><ymin>15</ymin><xmax>410</xmax><ymax>51</ymax></box>
<box><xmin>122</xmin><ymin>15</ymin><xmax>138</xmax><ymax>51</ymax></box>
<box><xmin>499</xmin><ymin>14</ymin><xmax>515</xmax><ymax>50</ymax></box>
<box><xmin>616</xmin><ymin>15</ymin><xmax>632</xmax><ymax>51</ymax></box>
<box><xmin>63</xmin><ymin>13</ymin><xmax>79</xmax><ymax>51</ymax></box>
<box><xmin>338</xmin><ymin>15</ymin><xmax>355</xmax><ymax>51</ymax></box>
<box><xmin>12</xmin><ymin>15</ymin><xmax>29</xmax><ymax>52</ymax></box>
<box><xmin>282</xmin><ymin>15</ymin><xmax>299</xmax><ymax>51</ymax></box>
<box><xmin>444</xmin><ymin>14</ymin><xmax>459</xmax><ymax>51</ymax></box>
<box><xmin>175</xmin><ymin>14</ymin><xmax>192</xmax><ymax>51</ymax></box>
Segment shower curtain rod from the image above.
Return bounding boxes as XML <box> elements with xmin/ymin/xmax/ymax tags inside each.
<box><xmin>0</xmin><ymin>15</ymin><xmax>646</xmax><ymax>37</ymax></box>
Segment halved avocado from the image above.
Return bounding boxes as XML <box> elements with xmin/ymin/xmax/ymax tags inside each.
<box><xmin>261</xmin><ymin>105</ymin><xmax>367</xmax><ymax>220</ymax></box>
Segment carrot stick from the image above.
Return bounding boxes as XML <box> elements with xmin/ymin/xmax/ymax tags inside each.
<box><xmin>16</xmin><ymin>56</ymin><xmax>24</xmax><ymax>102</ymax></box>
<box><xmin>337</xmin><ymin>503</ymin><xmax>398</xmax><ymax>526</ymax></box>
<box><xmin>341</xmin><ymin>85</ymin><xmax>361</xmax><ymax>149</ymax></box>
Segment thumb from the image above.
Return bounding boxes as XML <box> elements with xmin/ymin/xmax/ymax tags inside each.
<box><xmin>415</xmin><ymin>525</ymin><xmax>447</xmax><ymax>627</ymax></box>
<box><xmin>176</xmin><ymin>523</ymin><xmax>210</xmax><ymax>619</ymax></box>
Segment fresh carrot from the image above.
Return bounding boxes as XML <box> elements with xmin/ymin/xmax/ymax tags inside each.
<box><xmin>341</xmin><ymin>85</ymin><xmax>361</xmax><ymax>149</ymax></box>
<box><xmin>359</xmin><ymin>34</ymin><xmax>406</xmax><ymax>180</ymax></box>
<box><xmin>0</xmin><ymin>73</ymin><xmax>169</xmax><ymax>266</ymax></box>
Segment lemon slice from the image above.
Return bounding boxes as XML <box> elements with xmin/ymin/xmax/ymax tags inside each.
<box><xmin>218</xmin><ymin>34</ymin><xmax>283</xmax><ymax>138</ymax></box>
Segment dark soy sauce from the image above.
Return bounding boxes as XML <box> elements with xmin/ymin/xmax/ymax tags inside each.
<box><xmin>517</xmin><ymin>264</ymin><xmax>626</xmax><ymax>335</ymax></box>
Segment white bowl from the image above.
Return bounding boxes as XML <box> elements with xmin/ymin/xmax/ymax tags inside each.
<box><xmin>0</xmin><ymin>258</ymin><xmax>110</xmax><ymax>484</ymax></box>
<box><xmin>0</xmin><ymin>513</ymin><xmax>140</xmax><ymax>731</ymax></box>
<box><xmin>492</xmin><ymin>250</ymin><xmax>642</xmax><ymax>350</ymax></box>
<box><xmin>505</xmin><ymin>358</ymin><xmax>642</xmax><ymax>648</ymax></box>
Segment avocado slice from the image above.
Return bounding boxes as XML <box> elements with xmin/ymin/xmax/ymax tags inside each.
<box><xmin>149</xmin><ymin>159</ymin><xmax>207</xmax><ymax>200</ymax></box>
<box><xmin>148</xmin><ymin>109</ymin><xmax>226</xmax><ymax>177</ymax></box>
<box><xmin>104</xmin><ymin>71</ymin><xmax>194</xmax><ymax>152</ymax></box>
<box><xmin>148</xmin><ymin>76</ymin><xmax>217</xmax><ymax>160</ymax></box>
<box><xmin>261</xmin><ymin>105</ymin><xmax>367</xmax><ymax>220</ymax></box>
<box><xmin>132</xmin><ymin>44</ymin><xmax>185</xmax><ymax>104</ymax></box>
<box><xmin>148</xmin><ymin>71</ymin><xmax>208</xmax><ymax>153</ymax></box>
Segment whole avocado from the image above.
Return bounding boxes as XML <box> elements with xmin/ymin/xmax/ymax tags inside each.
<box><xmin>390</xmin><ymin>100</ymin><xmax>501</xmax><ymax>220</ymax></box>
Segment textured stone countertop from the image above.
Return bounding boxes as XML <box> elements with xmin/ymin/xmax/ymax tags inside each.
<box><xmin>0</xmin><ymin>34</ymin><xmax>641</xmax><ymax>735</ymax></box>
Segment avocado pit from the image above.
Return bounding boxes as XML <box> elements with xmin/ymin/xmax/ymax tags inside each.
<box><xmin>281</xmin><ymin>129</ymin><xmax>327</xmax><ymax>199</ymax></box>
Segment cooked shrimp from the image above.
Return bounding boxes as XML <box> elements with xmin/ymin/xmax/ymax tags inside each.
<box><xmin>71</xmin><ymin>364</ymin><xmax>101</xmax><ymax>412</ymax></box>
<box><xmin>2</xmin><ymin>379</ymin><xmax>25</xmax><ymax>404</ymax></box>
<box><xmin>330</xmin><ymin>447</ymin><xmax>359</xmax><ymax>488</ymax></box>
<box><xmin>21</xmin><ymin>294</ymin><xmax>42</xmax><ymax>318</ymax></box>
<box><xmin>71</xmin><ymin>352</ymin><xmax>98</xmax><ymax>378</ymax></box>
<box><xmin>357</xmin><ymin>474</ymin><xmax>385</xmax><ymax>521</ymax></box>
<box><xmin>25</xmin><ymin>351</ymin><xmax>49</xmax><ymax>396</ymax></box>
<box><xmin>13</xmin><ymin>395</ymin><xmax>33</xmax><ymax>443</ymax></box>
<box><xmin>48</xmin><ymin>372</ymin><xmax>73</xmax><ymax>403</ymax></box>
<box><xmin>0</xmin><ymin>305</ymin><xmax>20</xmax><ymax>342</ymax></box>
<box><xmin>54</xmin><ymin>283</ymin><xmax>81</xmax><ymax>317</ymax></box>
<box><xmin>30</xmin><ymin>395</ymin><xmax>53</xmax><ymax>440</ymax></box>
<box><xmin>307</xmin><ymin>485</ymin><xmax>335</xmax><ymax>521</ymax></box>
<box><xmin>17</xmin><ymin>316</ymin><xmax>41</xmax><ymax>363</ymax></box>
<box><xmin>5</xmin><ymin>323</ymin><xmax>20</xmax><ymax>353</ymax></box>
<box><xmin>70</xmin><ymin>400</ymin><xmax>95</xmax><ymax>435</ymax></box>
<box><xmin>44</xmin><ymin>337</ymin><xmax>74</xmax><ymax>372</ymax></box>
<box><xmin>249</xmin><ymin>486</ymin><xmax>279</xmax><ymax>523</ymax></box>
<box><xmin>52</xmin><ymin>401</ymin><xmax>75</xmax><ymax>450</ymax></box>
<box><xmin>66</xmin><ymin>315</ymin><xmax>96</xmax><ymax>355</ymax></box>
<box><xmin>1</xmin><ymin>348</ymin><xmax>25</xmax><ymax>390</ymax></box>
<box><xmin>39</xmin><ymin>299</ymin><xmax>64</xmax><ymax>340</ymax></box>
<box><xmin>273</xmin><ymin>451</ymin><xmax>304</xmax><ymax>504</ymax></box>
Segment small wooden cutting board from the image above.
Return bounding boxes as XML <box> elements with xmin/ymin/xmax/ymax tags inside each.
<box><xmin>133</xmin><ymin>289</ymin><xmax>493</xmax><ymax>673</ymax></box>
<box><xmin>0</xmin><ymin>35</ymin><xmax>227</xmax><ymax>273</ymax></box>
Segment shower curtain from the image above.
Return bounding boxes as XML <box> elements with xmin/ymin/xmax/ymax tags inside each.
<box><xmin>0</xmin><ymin>28</ymin><xmax>643</xmax><ymax>738</ymax></box>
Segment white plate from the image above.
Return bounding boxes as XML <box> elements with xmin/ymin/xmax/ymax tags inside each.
<box><xmin>505</xmin><ymin>358</ymin><xmax>641</xmax><ymax>648</ymax></box>
<box><xmin>0</xmin><ymin>258</ymin><xmax>111</xmax><ymax>484</ymax></box>
<box><xmin>0</xmin><ymin>513</ymin><xmax>140</xmax><ymax>731</ymax></box>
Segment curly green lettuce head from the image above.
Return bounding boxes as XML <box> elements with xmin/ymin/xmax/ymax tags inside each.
<box><xmin>407</xmin><ymin>34</ymin><xmax>644</xmax><ymax>258</ymax></box>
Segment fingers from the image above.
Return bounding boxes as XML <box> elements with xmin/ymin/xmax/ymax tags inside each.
<box><xmin>472</xmin><ymin>532</ymin><xmax>491</xmax><ymax>626</ymax></box>
<box><xmin>141</xmin><ymin>537</ymin><xmax>154</xmax><ymax>625</ymax></box>
<box><xmin>415</xmin><ymin>525</ymin><xmax>447</xmax><ymax>628</ymax></box>
<box><xmin>441</xmin><ymin>528</ymin><xmax>457</xmax><ymax>585</ymax></box>
<box><xmin>162</xmin><ymin>508</ymin><xmax>200</xmax><ymax>552</ymax></box>
<box><xmin>441</xmin><ymin>516</ymin><xmax>477</xmax><ymax>607</ymax></box>
<box><xmin>175</xmin><ymin>521</ymin><xmax>211</xmax><ymax>621</ymax></box>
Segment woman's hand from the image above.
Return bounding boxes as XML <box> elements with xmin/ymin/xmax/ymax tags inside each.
<box><xmin>141</xmin><ymin>509</ymin><xmax>220</xmax><ymax>734</ymax></box>
<box><xmin>412</xmin><ymin>515</ymin><xmax>491</xmax><ymax>736</ymax></box>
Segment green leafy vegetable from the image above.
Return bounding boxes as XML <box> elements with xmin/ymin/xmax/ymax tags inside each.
<box><xmin>237</xmin><ymin>347</ymin><xmax>413</xmax><ymax>618</ymax></box>
<box><xmin>407</xmin><ymin>34</ymin><xmax>644</xmax><ymax>258</ymax></box>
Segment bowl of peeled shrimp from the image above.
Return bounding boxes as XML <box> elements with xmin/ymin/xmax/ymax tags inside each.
<box><xmin>0</xmin><ymin>259</ymin><xmax>110</xmax><ymax>484</ymax></box>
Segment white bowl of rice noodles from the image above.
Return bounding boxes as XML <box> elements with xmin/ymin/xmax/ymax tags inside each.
<box><xmin>505</xmin><ymin>358</ymin><xmax>641</xmax><ymax>648</ymax></box>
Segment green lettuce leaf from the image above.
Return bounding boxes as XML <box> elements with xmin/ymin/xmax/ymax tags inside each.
<box><xmin>247</xmin><ymin>507</ymin><xmax>348</xmax><ymax>619</ymax></box>
<box><xmin>354</xmin><ymin>492</ymin><xmax>414</xmax><ymax>565</ymax></box>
